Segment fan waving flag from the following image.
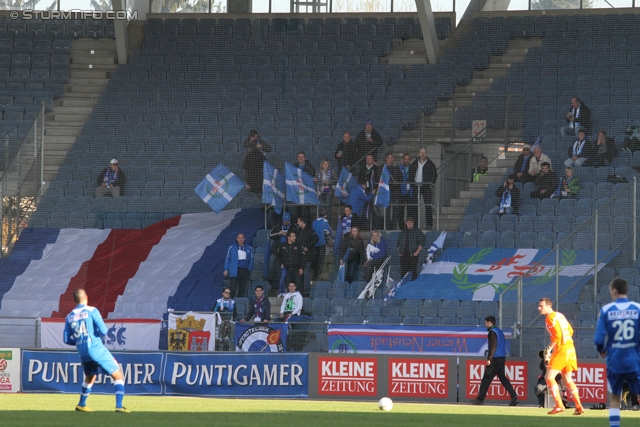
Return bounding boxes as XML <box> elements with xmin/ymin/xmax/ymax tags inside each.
<box><xmin>262</xmin><ymin>161</ymin><xmax>285</xmax><ymax>214</ymax></box>
<box><xmin>374</xmin><ymin>165</ymin><xmax>391</xmax><ymax>207</ymax></box>
<box><xmin>194</xmin><ymin>164</ymin><xmax>245</xmax><ymax>213</ymax></box>
<box><xmin>285</xmin><ymin>163</ymin><xmax>320</xmax><ymax>205</ymax></box>
<box><xmin>334</xmin><ymin>167</ymin><xmax>356</xmax><ymax>204</ymax></box>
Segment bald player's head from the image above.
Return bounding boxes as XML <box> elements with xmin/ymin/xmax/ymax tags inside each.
<box><xmin>73</xmin><ymin>289</ymin><xmax>87</xmax><ymax>304</ymax></box>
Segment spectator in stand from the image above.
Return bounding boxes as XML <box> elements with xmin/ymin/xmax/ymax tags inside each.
<box><xmin>268</xmin><ymin>212</ymin><xmax>292</xmax><ymax>289</ymax></box>
<box><xmin>530</xmin><ymin>162</ymin><xmax>558</xmax><ymax>200</ymax></box>
<box><xmin>363</xmin><ymin>230</ymin><xmax>388</xmax><ymax>283</ymax></box>
<box><xmin>560</xmin><ymin>97</ymin><xmax>591</xmax><ymax>137</ymax></box>
<box><xmin>358</xmin><ymin>154</ymin><xmax>379</xmax><ymax>195</ymax></box>
<box><xmin>347</xmin><ymin>179</ymin><xmax>375</xmax><ymax>230</ymax></box>
<box><xmin>275</xmin><ymin>230</ymin><xmax>305</xmax><ymax>297</ymax></box>
<box><xmin>553</xmin><ymin>166</ymin><xmax>580</xmax><ymax>200</ymax></box>
<box><xmin>355</xmin><ymin>119</ymin><xmax>383</xmax><ymax>161</ymax></box>
<box><xmin>340</xmin><ymin>226</ymin><xmax>366</xmax><ymax>283</ymax></box>
<box><xmin>335</xmin><ymin>131</ymin><xmax>358</xmax><ymax>170</ymax></box>
<box><xmin>340</xmin><ymin>205</ymin><xmax>354</xmax><ymax>237</ymax></box>
<box><xmin>311</xmin><ymin>210</ymin><xmax>333</xmax><ymax>281</ymax></box>
<box><xmin>316</xmin><ymin>160</ymin><xmax>334</xmax><ymax>223</ymax></box>
<box><xmin>397</xmin><ymin>217</ymin><xmax>426</xmax><ymax>279</ymax></box>
<box><xmin>623</xmin><ymin>124</ymin><xmax>640</xmax><ymax>153</ymax></box>
<box><xmin>398</xmin><ymin>154</ymin><xmax>414</xmax><ymax>229</ymax></box>
<box><xmin>269</xmin><ymin>212</ymin><xmax>291</xmax><ymax>244</ymax></box>
<box><xmin>383</xmin><ymin>152</ymin><xmax>403</xmax><ymax>230</ymax></box>
<box><xmin>242</xmin><ymin>136</ymin><xmax>270</xmax><ymax>196</ymax></box>
<box><xmin>292</xmin><ymin>151</ymin><xmax>316</xmax><ymax>224</ymax></box>
<box><xmin>239</xmin><ymin>285</ymin><xmax>270</xmax><ymax>323</ymax></box>
<box><xmin>213</xmin><ymin>287</ymin><xmax>237</xmax><ymax>318</ymax></box>
<box><xmin>585</xmin><ymin>130</ymin><xmax>616</xmax><ymax>167</ymax></box>
<box><xmin>409</xmin><ymin>148</ymin><xmax>438</xmax><ymax>230</ymax></box>
<box><xmin>242</xmin><ymin>129</ymin><xmax>272</xmax><ymax>152</ymax></box>
<box><xmin>564</xmin><ymin>129</ymin><xmax>593</xmax><ymax>168</ymax></box>
<box><xmin>292</xmin><ymin>216</ymin><xmax>318</xmax><ymax>296</ymax></box>
<box><xmin>96</xmin><ymin>159</ymin><xmax>126</xmax><ymax>197</ymax></box>
<box><xmin>489</xmin><ymin>174</ymin><xmax>520</xmax><ymax>215</ymax></box>
<box><xmin>223</xmin><ymin>233</ymin><xmax>254</xmax><ymax>298</ymax></box>
<box><xmin>514</xmin><ymin>145</ymin><xmax>533</xmax><ymax>183</ymax></box>
<box><xmin>279</xmin><ymin>282</ymin><xmax>303</xmax><ymax>322</ymax></box>
<box><xmin>295</xmin><ymin>151</ymin><xmax>316</xmax><ymax>178</ymax></box>
<box><xmin>471</xmin><ymin>156</ymin><xmax>489</xmax><ymax>182</ymax></box>
<box><xmin>528</xmin><ymin>146</ymin><xmax>553</xmax><ymax>181</ymax></box>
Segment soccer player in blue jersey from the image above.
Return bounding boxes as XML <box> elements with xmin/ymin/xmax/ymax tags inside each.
<box><xmin>594</xmin><ymin>277</ymin><xmax>640</xmax><ymax>427</ymax></box>
<box><xmin>63</xmin><ymin>289</ymin><xmax>130</xmax><ymax>413</ymax></box>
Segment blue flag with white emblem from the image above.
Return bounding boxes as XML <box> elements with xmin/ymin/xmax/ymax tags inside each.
<box><xmin>285</xmin><ymin>163</ymin><xmax>320</xmax><ymax>205</ymax></box>
<box><xmin>194</xmin><ymin>164</ymin><xmax>245</xmax><ymax>213</ymax></box>
<box><xmin>262</xmin><ymin>161</ymin><xmax>285</xmax><ymax>214</ymax></box>
<box><xmin>334</xmin><ymin>167</ymin><xmax>356</xmax><ymax>204</ymax></box>
<box><xmin>374</xmin><ymin>165</ymin><xmax>391</xmax><ymax>208</ymax></box>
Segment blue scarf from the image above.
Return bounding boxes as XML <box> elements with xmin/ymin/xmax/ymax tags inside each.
<box><xmin>279</xmin><ymin>223</ymin><xmax>290</xmax><ymax>243</ymax></box>
<box><xmin>103</xmin><ymin>168</ymin><xmax>118</xmax><ymax>186</ymax></box>
<box><xmin>573</xmin><ymin>140</ymin><xmax>587</xmax><ymax>156</ymax></box>
<box><xmin>254</xmin><ymin>295</ymin><xmax>265</xmax><ymax>321</ymax></box>
<box><xmin>318</xmin><ymin>169</ymin><xmax>333</xmax><ymax>193</ymax></box>
<box><xmin>499</xmin><ymin>188</ymin><xmax>512</xmax><ymax>213</ymax></box>
<box><xmin>341</xmin><ymin>215</ymin><xmax>352</xmax><ymax>235</ymax></box>
<box><xmin>401</xmin><ymin>166</ymin><xmax>412</xmax><ymax>196</ymax></box>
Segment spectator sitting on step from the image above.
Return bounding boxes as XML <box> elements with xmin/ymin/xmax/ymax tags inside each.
<box><xmin>564</xmin><ymin>129</ymin><xmax>594</xmax><ymax>168</ymax></box>
<box><xmin>585</xmin><ymin>130</ymin><xmax>616</xmax><ymax>167</ymax></box>
<box><xmin>96</xmin><ymin>159</ymin><xmax>126</xmax><ymax>198</ymax></box>
<box><xmin>489</xmin><ymin>174</ymin><xmax>520</xmax><ymax>215</ymax></box>
<box><xmin>560</xmin><ymin>96</ymin><xmax>591</xmax><ymax>137</ymax></box>
<box><xmin>514</xmin><ymin>144</ymin><xmax>533</xmax><ymax>183</ymax></box>
<box><xmin>530</xmin><ymin>162</ymin><xmax>558</xmax><ymax>200</ymax></box>
<box><xmin>528</xmin><ymin>146</ymin><xmax>552</xmax><ymax>181</ymax></box>
<box><xmin>471</xmin><ymin>156</ymin><xmax>489</xmax><ymax>182</ymax></box>
<box><xmin>552</xmin><ymin>166</ymin><xmax>580</xmax><ymax>200</ymax></box>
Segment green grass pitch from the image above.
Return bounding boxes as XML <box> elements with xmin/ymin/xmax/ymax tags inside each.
<box><xmin>1</xmin><ymin>394</ymin><xmax>639</xmax><ymax>427</ymax></box>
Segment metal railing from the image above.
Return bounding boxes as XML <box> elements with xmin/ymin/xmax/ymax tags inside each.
<box><xmin>499</xmin><ymin>176</ymin><xmax>637</xmax><ymax>357</ymax></box>
<box><xmin>0</xmin><ymin>102</ymin><xmax>45</xmax><ymax>257</ymax></box>
<box><xmin>0</xmin><ymin>316</ymin><xmax>41</xmax><ymax>348</ymax></box>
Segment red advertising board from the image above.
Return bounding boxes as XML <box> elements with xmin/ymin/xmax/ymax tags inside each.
<box><xmin>570</xmin><ymin>363</ymin><xmax>607</xmax><ymax>403</ymax></box>
<box><xmin>317</xmin><ymin>356</ymin><xmax>377</xmax><ymax>396</ymax></box>
<box><xmin>388</xmin><ymin>358</ymin><xmax>449</xmax><ymax>398</ymax></box>
<box><xmin>465</xmin><ymin>360</ymin><xmax>528</xmax><ymax>401</ymax></box>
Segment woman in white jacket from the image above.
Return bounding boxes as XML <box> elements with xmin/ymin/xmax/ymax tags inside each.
<box><xmin>280</xmin><ymin>282</ymin><xmax>303</xmax><ymax>322</ymax></box>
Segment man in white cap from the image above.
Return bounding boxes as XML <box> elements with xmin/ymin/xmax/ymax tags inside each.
<box><xmin>96</xmin><ymin>159</ymin><xmax>126</xmax><ymax>197</ymax></box>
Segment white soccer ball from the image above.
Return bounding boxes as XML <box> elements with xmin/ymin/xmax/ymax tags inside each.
<box><xmin>378</xmin><ymin>397</ymin><xmax>393</xmax><ymax>411</ymax></box>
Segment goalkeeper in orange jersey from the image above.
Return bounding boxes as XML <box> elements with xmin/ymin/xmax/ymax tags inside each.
<box><xmin>538</xmin><ymin>297</ymin><xmax>584</xmax><ymax>416</ymax></box>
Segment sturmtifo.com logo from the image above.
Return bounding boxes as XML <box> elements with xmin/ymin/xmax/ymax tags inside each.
<box><xmin>12</xmin><ymin>10</ymin><xmax>138</xmax><ymax>20</ymax></box>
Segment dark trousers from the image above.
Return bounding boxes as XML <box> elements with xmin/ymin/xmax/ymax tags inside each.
<box><xmin>283</xmin><ymin>267</ymin><xmax>305</xmax><ymax>295</ymax></box>
<box><xmin>345</xmin><ymin>261</ymin><xmax>361</xmax><ymax>283</ymax></box>
<box><xmin>400</xmin><ymin>253</ymin><xmax>419</xmax><ymax>279</ymax></box>
<box><xmin>476</xmin><ymin>357</ymin><xmax>518</xmax><ymax>401</ymax></box>
<box><xmin>311</xmin><ymin>245</ymin><xmax>325</xmax><ymax>280</ymax></box>
<box><xmin>530</xmin><ymin>189</ymin><xmax>552</xmax><ymax>200</ymax></box>
<box><xmin>230</xmin><ymin>268</ymin><xmax>250</xmax><ymax>298</ymax></box>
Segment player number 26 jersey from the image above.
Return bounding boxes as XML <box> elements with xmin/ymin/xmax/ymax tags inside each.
<box><xmin>595</xmin><ymin>298</ymin><xmax>640</xmax><ymax>374</ymax></box>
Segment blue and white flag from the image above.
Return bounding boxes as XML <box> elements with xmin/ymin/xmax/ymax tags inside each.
<box><xmin>384</xmin><ymin>272</ymin><xmax>412</xmax><ymax>303</ymax></box>
<box><xmin>285</xmin><ymin>163</ymin><xmax>320</xmax><ymax>205</ymax></box>
<box><xmin>422</xmin><ymin>231</ymin><xmax>447</xmax><ymax>269</ymax></box>
<box><xmin>194</xmin><ymin>164</ymin><xmax>245</xmax><ymax>213</ymax></box>
<box><xmin>262</xmin><ymin>161</ymin><xmax>285</xmax><ymax>214</ymax></box>
<box><xmin>336</xmin><ymin>247</ymin><xmax>351</xmax><ymax>282</ymax></box>
<box><xmin>334</xmin><ymin>167</ymin><xmax>356</xmax><ymax>204</ymax></box>
<box><xmin>374</xmin><ymin>165</ymin><xmax>391</xmax><ymax>208</ymax></box>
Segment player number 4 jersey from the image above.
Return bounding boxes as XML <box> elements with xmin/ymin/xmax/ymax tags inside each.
<box><xmin>595</xmin><ymin>298</ymin><xmax>640</xmax><ymax>374</ymax></box>
<box><xmin>63</xmin><ymin>304</ymin><xmax>109</xmax><ymax>357</ymax></box>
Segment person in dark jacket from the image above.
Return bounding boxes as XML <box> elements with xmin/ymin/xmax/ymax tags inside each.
<box><xmin>355</xmin><ymin>119</ymin><xmax>384</xmax><ymax>161</ymax></box>
<box><xmin>292</xmin><ymin>216</ymin><xmax>318</xmax><ymax>296</ymax></box>
<box><xmin>470</xmin><ymin>316</ymin><xmax>520</xmax><ymax>406</ymax></box>
<box><xmin>514</xmin><ymin>145</ymin><xmax>533</xmax><ymax>183</ymax></box>
<box><xmin>489</xmin><ymin>174</ymin><xmax>520</xmax><ymax>215</ymax></box>
<box><xmin>585</xmin><ymin>129</ymin><xmax>617</xmax><ymax>167</ymax></box>
<box><xmin>563</xmin><ymin>129</ymin><xmax>594</xmax><ymax>168</ymax></box>
<box><xmin>223</xmin><ymin>233</ymin><xmax>254</xmax><ymax>298</ymax></box>
<box><xmin>335</xmin><ymin>131</ymin><xmax>359</xmax><ymax>170</ymax></box>
<box><xmin>340</xmin><ymin>226</ymin><xmax>366</xmax><ymax>283</ymax></box>
<box><xmin>239</xmin><ymin>285</ymin><xmax>271</xmax><ymax>323</ymax></box>
<box><xmin>242</xmin><ymin>141</ymin><xmax>269</xmax><ymax>196</ymax></box>
<box><xmin>397</xmin><ymin>217</ymin><xmax>426</xmax><ymax>279</ymax></box>
<box><xmin>291</xmin><ymin>151</ymin><xmax>316</xmax><ymax>224</ymax></box>
<box><xmin>96</xmin><ymin>159</ymin><xmax>126</xmax><ymax>197</ymax></box>
<box><xmin>530</xmin><ymin>162</ymin><xmax>558</xmax><ymax>200</ymax></box>
<box><xmin>275</xmin><ymin>231</ymin><xmax>305</xmax><ymax>296</ymax></box>
<box><xmin>383</xmin><ymin>152</ymin><xmax>403</xmax><ymax>230</ymax></box>
<box><xmin>241</xmin><ymin>129</ymin><xmax>272</xmax><ymax>152</ymax></box>
<box><xmin>408</xmin><ymin>148</ymin><xmax>438</xmax><ymax>229</ymax></box>
<box><xmin>560</xmin><ymin>97</ymin><xmax>591</xmax><ymax>137</ymax></box>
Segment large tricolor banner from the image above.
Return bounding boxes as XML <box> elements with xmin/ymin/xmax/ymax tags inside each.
<box><xmin>394</xmin><ymin>248</ymin><xmax>618</xmax><ymax>302</ymax></box>
<box><xmin>0</xmin><ymin>209</ymin><xmax>263</xmax><ymax>321</ymax></box>
<box><xmin>40</xmin><ymin>318</ymin><xmax>161</xmax><ymax>351</ymax></box>
<box><xmin>327</xmin><ymin>324</ymin><xmax>511</xmax><ymax>355</ymax></box>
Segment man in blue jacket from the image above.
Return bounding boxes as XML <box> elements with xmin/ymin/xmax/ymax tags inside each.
<box><xmin>311</xmin><ymin>210</ymin><xmax>334</xmax><ymax>280</ymax></box>
<box><xmin>348</xmin><ymin>179</ymin><xmax>376</xmax><ymax>230</ymax></box>
<box><xmin>471</xmin><ymin>316</ymin><xmax>519</xmax><ymax>406</ymax></box>
<box><xmin>223</xmin><ymin>233</ymin><xmax>254</xmax><ymax>298</ymax></box>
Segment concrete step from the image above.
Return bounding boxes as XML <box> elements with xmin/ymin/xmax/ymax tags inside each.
<box><xmin>49</xmin><ymin>106</ymin><xmax>93</xmax><ymax>115</ymax></box>
<box><xmin>70</xmin><ymin>63</ymin><xmax>117</xmax><ymax>71</ymax></box>
<box><xmin>70</xmin><ymin>69</ymin><xmax>110</xmax><ymax>79</ymax></box>
<box><xmin>68</xmin><ymin>77</ymin><xmax>109</xmax><ymax>86</ymax></box>
<box><xmin>65</xmin><ymin>84</ymin><xmax>107</xmax><ymax>93</ymax></box>
<box><xmin>441</xmin><ymin>206</ymin><xmax>465</xmax><ymax>215</ymax></box>
<box><xmin>450</xmin><ymin>198</ymin><xmax>471</xmax><ymax>207</ymax></box>
<box><xmin>460</xmin><ymin>190</ymin><xmax>486</xmax><ymax>199</ymax></box>
<box><xmin>46</xmin><ymin>120</ymin><xmax>86</xmax><ymax>128</ymax></box>
<box><xmin>72</xmin><ymin>55</ymin><xmax>116</xmax><ymax>65</ymax></box>
<box><xmin>60</xmin><ymin>98</ymin><xmax>99</xmax><ymax>107</ymax></box>
<box><xmin>43</xmin><ymin>135</ymin><xmax>77</xmax><ymax>145</ymax></box>
<box><xmin>45</xmin><ymin>127</ymin><xmax>81</xmax><ymax>137</ymax></box>
<box><xmin>469</xmin><ymin>182</ymin><xmax>489</xmax><ymax>190</ymax></box>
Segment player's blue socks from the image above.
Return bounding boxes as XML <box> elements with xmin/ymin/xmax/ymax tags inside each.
<box><xmin>114</xmin><ymin>379</ymin><xmax>125</xmax><ymax>408</ymax></box>
<box><xmin>78</xmin><ymin>381</ymin><xmax>92</xmax><ymax>407</ymax></box>
<box><xmin>609</xmin><ymin>408</ymin><xmax>620</xmax><ymax>427</ymax></box>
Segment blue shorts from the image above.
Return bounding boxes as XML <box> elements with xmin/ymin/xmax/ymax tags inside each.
<box><xmin>607</xmin><ymin>371</ymin><xmax>640</xmax><ymax>395</ymax></box>
<box><xmin>81</xmin><ymin>347</ymin><xmax>119</xmax><ymax>377</ymax></box>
